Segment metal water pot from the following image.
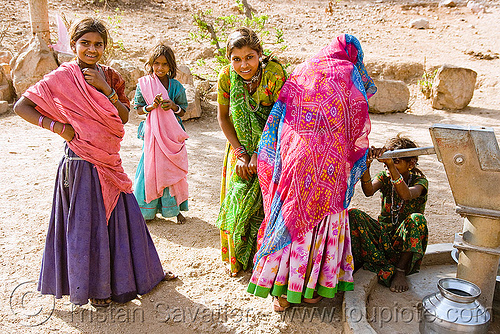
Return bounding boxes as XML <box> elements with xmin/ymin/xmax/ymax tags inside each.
<box><xmin>420</xmin><ymin>278</ymin><xmax>490</xmax><ymax>333</ymax></box>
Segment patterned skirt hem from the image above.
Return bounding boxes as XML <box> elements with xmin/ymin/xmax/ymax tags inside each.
<box><xmin>248</xmin><ymin>281</ymin><xmax>354</xmax><ymax>304</ymax></box>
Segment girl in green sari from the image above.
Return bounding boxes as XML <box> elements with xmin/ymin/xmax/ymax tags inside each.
<box><xmin>216</xmin><ymin>28</ymin><xmax>286</xmax><ymax>276</ymax></box>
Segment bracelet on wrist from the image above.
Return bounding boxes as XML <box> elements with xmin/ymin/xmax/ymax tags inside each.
<box><xmin>107</xmin><ymin>89</ymin><xmax>118</xmax><ymax>104</ymax></box>
<box><xmin>38</xmin><ymin>115</ymin><xmax>45</xmax><ymax>128</ymax></box>
<box><xmin>391</xmin><ymin>175</ymin><xmax>404</xmax><ymax>185</ymax></box>
<box><xmin>50</xmin><ymin>120</ymin><xmax>57</xmax><ymax>133</ymax></box>
<box><xmin>233</xmin><ymin>145</ymin><xmax>247</xmax><ymax>159</ymax></box>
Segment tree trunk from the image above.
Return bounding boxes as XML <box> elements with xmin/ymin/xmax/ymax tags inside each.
<box><xmin>241</xmin><ymin>0</ymin><xmax>253</xmax><ymax>19</ymax></box>
<box><xmin>28</xmin><ymin>0</ymin><xmax>50</xmax><ymax>44</ymax></box>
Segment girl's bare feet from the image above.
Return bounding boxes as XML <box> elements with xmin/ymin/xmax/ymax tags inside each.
<box><xmin>303</xmin><ymin>292</ymin><xmax>323</xmax><ymax>304</ymax></box>
<box><xmin>89</xmin><ymin>298</ymin><xmax>112</xmax><ymax>307</ymax></box>
<box><xmin>272</xmin><ymin>296</ymin><xmax>290</xmax><ymax>312</ymax></box>
<box><xmin>390</xmin><ymin>269</ymin><xmax>409</xmax><ymax>292</ymax></box>
<box><xmin>176</xmin><ymin>213</ymin><xmax>186</xmax><ymax>224</ymax></box>
<box><xmin>162</xmin><ymin>270</ymin><xmax>178</xmax><ymax>281</ymax></box>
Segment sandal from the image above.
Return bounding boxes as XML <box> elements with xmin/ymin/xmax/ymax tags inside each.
<box><xmin>303</xmin><ymin>292</ymin><xmax>323</xmax><ymax>304</ymax></box>
<box><xmin>272</xmin><ymin>296</ymin><xmax>290</xmax><ymax>312</ymax></box>
<box><xmin>162</xmin><ymin>270</ymin><xmax>178</xmax><ymax>281</ymax></box>
<box><xmin>90</xmin><ymin>298</ymin><xmax>112</xmax><ymax>308</ymax></box>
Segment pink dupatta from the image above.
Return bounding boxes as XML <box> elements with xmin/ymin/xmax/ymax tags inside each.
<box><xmin>138</xmin><ymin>74</ymin><xmax>189</xmax><ymax>205</ymax></box>
<box><xmin>254</xmin><ymin>34</ymin><xmax>376</xmax><ymax>264</ymax></box>
<box><xmin>23</xmin><ymin>60</ymin><xmax>133</xmax><ymax>222</ymax></box>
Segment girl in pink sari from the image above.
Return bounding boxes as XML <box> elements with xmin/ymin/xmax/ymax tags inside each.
<box><xmin>14</xmin><ymin>18</ymin><xmax>166</xmax><ymax>307</ymax></box>
<box><xmin>133</xmin><ymin>43</ymin><xmax>189</xmax><ymax>224</ymax></box>
<box><xmin>247</xmin><ymin>34</ymin><xmax>377</xmax><ymax>311</ymax></box>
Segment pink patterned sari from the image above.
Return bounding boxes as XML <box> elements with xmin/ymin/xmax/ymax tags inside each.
<box><xmin>248</xmin><ymin>34</ymin><xmax>376</xmax><ymax>302</ymax></box>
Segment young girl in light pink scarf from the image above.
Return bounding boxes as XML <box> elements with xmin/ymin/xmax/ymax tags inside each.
<box><xmin>133</xmin><ymin>43</ymin><xmax>189</xmax><ymax>224</ymax></box>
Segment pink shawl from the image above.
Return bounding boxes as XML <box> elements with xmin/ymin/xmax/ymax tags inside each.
<box><xmin>138</xmin><ymin>74</ymin><xmax>189</xmax><ymax>204</ymax></box>
<box><xmin>254</xmin><ymin>34</ymin><xmax>376</xmax><ymax>264</ymax></box>
<box><xmin>23</xmin><ymin>60</ymin><xmax>133</xmax><ymax>222</ymax></box>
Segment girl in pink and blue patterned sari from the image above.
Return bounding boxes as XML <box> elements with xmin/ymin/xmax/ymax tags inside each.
<box><xmin>247</xmin><ymin>34</ymin><xmax>377</xmax><ymax>311</ymax></box>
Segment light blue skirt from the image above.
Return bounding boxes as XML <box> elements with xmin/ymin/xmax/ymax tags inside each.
<box><xmin>133</xmin><ymin>138</ymin><xmax>188</xmax><ymax>220</ymax></box>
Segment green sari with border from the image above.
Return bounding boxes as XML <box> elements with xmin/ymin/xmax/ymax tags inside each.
<box><xmin>216</xmin><ymin>60</ymin><xmax>286</xmax><ymax>271</ymax></box>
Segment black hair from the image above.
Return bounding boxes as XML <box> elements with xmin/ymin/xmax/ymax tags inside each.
<box><xmin>385</xmin><ymin>133</ymin><xmax>425</xmax><ymax>176</ymax></box>
<box><xmin>70</xmin><ymin>18</ymin><xmax>109</xmax><ymax>47</ymax></box>
<box><xmin>146</xmin><ymin>43</ymin><xmax>178</xmax><ymax>79</ymax></box>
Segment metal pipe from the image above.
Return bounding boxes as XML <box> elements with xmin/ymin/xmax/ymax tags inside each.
<box><xmin>378</xmin><ymin>146</ymin><xmax>436</xmax><ymax>159</ymax></box>
<box><xmin>28</xmin><ymin>0</ymin><xmax>50</xmax><ymax>44</ymax></box>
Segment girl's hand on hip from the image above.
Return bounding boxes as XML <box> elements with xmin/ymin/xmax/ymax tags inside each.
<box><xmin>82</xmin><ymin>68</ymin><xmax>112</xmax><ymax>95</ymax></box>
<box><xmin>235</xmin><ymin>154</ymin><xmax>251</xmax><ymax>180</ymax></box>
<box><xmin>60</xmin><ymin>124</ymin><xmax>75</xmax><ymax>142</ymax></box>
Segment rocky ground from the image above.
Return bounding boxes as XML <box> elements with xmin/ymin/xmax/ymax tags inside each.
<box><xmin>1</xmin><ymin>0</ymin><xmax>500</xmax><ymax>333</ymax></box>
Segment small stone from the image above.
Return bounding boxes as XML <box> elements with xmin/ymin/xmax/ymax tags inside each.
<box><xmin>410</xmin><ymin>18</ymin><xmax>429</xmax><ymax>29</ymax></box>
<box><xmin>439</xmin><ymin>0</ymin><xmax>457</xmax><ymax>8</ymax></box>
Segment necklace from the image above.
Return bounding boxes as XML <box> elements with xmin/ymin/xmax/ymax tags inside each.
<box><xmin>391</xmin><ymin>173</ymin><xmax>413</xmax><ymax>226</ymax></box>
<box><xmin>241</xmin><ymin>66</ymin><xmax>262</xmax><ymax>110</ymax></box>
<box><xmin>242</xmin><ymin>65</ymin><xmax>262</xmax><ymax>85</ymax></box>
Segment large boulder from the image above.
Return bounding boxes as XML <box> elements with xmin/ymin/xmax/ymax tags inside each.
<box><xmin>0</xmin><ymin>50</ymin><xmax>13</xmax><ymax>64</ymax></box>
<box><xmin>176</xmin><ymin>65</ymin><xmax>201</xmax><ymax>120</ymax></box>
<box><xmin>0</xmin><ymin>100</ymin><xmax>8</xmax><ymax>115</ymax></box>
<box><xmin>181</xmin><ymin>84</ymin><xmax>202</xmax><ymax>120</ymax></box>
<box><xmin>365</xmin><ymin>59</ymin><xmax>424</xmax><ymax>82</ymax></box>
<box><xmin>0</xmin><ymin>66</ymin><xmax>15</xmax><ymax>102</ymax></box>
<box><xmin>109</xmin><ymin>59</ymin><xmax>145</xmax><ymax>96</ymax></box>
<box><xmin>368</xmin><ymin>79</ymin><xmax>410</xmax><ymax>113</ymax></box>
<box><xmin>176</xmin><ymin>64</ymin><xmax>194</xmax><ymax>85</ymax></box>
<box><xmin>431</xmin><ymin>65</ymin><xmax>477</xmax><ymax>110</ymax></box>
<box><xmin>11</xmin><ymin>35</ymin><xmax>58</xmax><ymax>96</ymax></box>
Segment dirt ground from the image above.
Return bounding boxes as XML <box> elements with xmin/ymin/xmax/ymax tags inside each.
<box><xmin>1</xmin><ymin>0</ymin><xmax>500</xmax><ymax>333</ymax></box>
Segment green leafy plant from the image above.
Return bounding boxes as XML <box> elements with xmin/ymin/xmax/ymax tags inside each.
<box><xmin>418</xmin><ymin>69</ymin><xmax>438</xmax><ymax>99</ymax></box>
<box><xmin>92</xmin><ymin>8</ymin><xmax>127</xmax><ymax>64</ymax></box>
<box><xmin>190</xmin><ymin>2</ymin><xmax>288</xmax><ymax>78</ymax></box>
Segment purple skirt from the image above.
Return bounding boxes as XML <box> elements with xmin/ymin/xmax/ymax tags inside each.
<box><xmin>38</xmin><ymin>146</ymin><xmax>165</xmax><ymax>305</ymax></box>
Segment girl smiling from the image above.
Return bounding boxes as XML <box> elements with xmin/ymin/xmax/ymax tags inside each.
<box><xmin>215</xmin><ymin>28</ymin><xmax>286</xmax><ymax>277</ymax></box>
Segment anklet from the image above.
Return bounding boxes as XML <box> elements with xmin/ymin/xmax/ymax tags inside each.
<box><xmin>395</xmin><ymin>267</ymin><xmax>405</xmax><ymax>273</ymax></box>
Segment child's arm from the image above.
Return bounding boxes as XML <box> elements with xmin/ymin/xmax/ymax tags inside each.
<box><xmin>217</xmin><ymin>103</ymin><xmax>252</xmax><ymax>180</ymax></box>
<box><xmin>82</xmin><ymin>68</ymin><xmax>130</xmax><ymax>124</ymax></box>
<box><xmin>137</xmin><ymin>94</ymin><xmax>162</xmax><ymax>115</ymax></box>
<box><xmin>161</xmin><ymin>82</ymin><xmax>188</xmax><ymax>118</ymax></box>
<box><xmin>14</xmin><ymin>96</ymin><xmax>75</xmax><ymax>142</ymax></box>
<box><xmin>161</xmin><ymin>99</ymin><xmax>185</xmax><ymax>117</ymax></box>
<box><xmin>360</xmin><ymin>146</ymin><xmax>385</xmax><ymax>197</ymax></box>
<box><xmin>380</xmin><ymin>158</ymin><xmax>425</xmax><ymax>200</ymax></box>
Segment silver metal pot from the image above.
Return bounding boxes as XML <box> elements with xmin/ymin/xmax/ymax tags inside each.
<box><xmin>420</xmin><ymin>278</ymin><xmax>490</xmax><ymax>333</ymax></box>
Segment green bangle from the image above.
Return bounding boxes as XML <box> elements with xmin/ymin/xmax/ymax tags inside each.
<box><xmin>391</xmin><ymin>175</ymin><xmax>404</xmax><ymax>185</ymax></box>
